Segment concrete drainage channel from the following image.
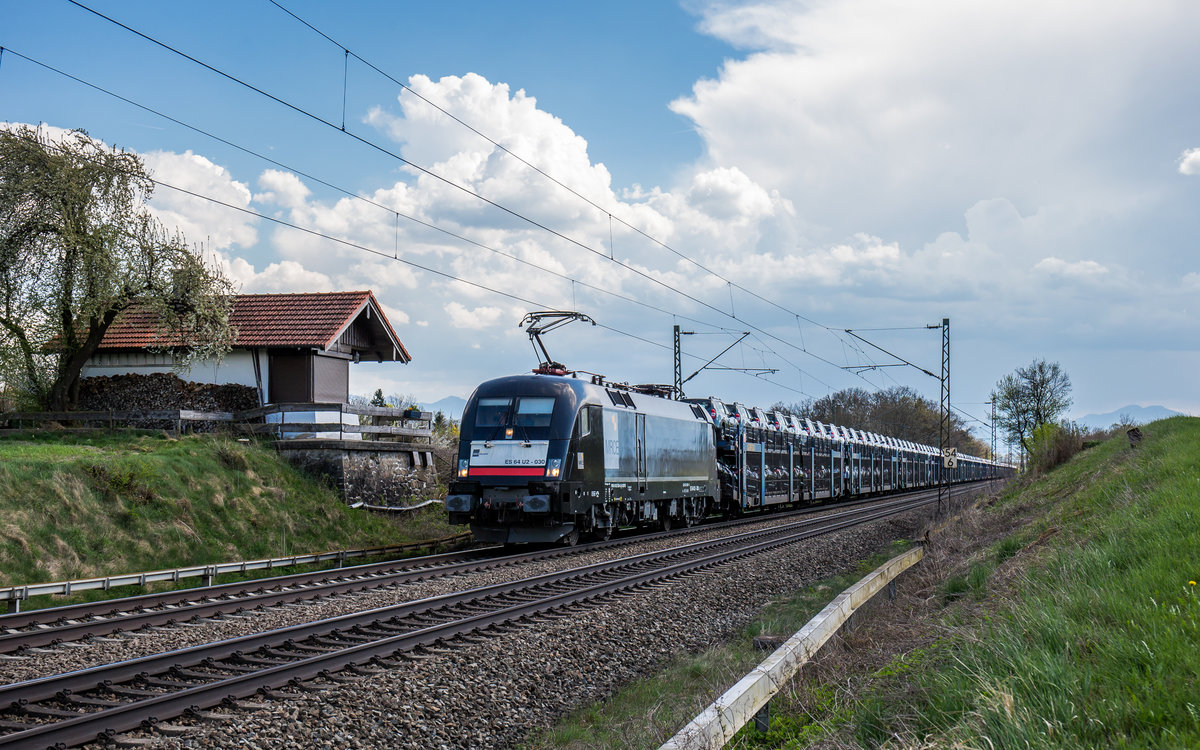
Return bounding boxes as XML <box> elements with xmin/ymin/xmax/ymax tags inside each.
<box><xmin>661</xmin><ymin>545</ymin><xmax>925</xmax><ymax>749</ymax></box>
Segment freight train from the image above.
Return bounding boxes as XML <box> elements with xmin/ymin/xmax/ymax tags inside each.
<box><xmin>445</xmin><ymin>373</ymin><xmax>1011</xmax><ymax>545</ymax></box>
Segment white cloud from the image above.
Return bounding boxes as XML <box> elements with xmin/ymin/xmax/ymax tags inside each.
<box><xmin>255</xmin><ymin>169</ymin><xmax>311</xmax><ymax>208</ymax></box>
<box><xmin>685</xmin><ymin>166</ymin><xmax>776</xmax><ymax>221</ymax></box>
<box><xmin>1180</xmin><ymin>147</ymin><xmax>1200</xmax><ymax>176</ymax></box>
<box><xmin>219</xmin><ymin>255</ymin><xmax>334</xmax><ymax>293</ymax></box>
<box><xmin>378</xmin><ymin>302</ymin><xmax>411</xmax><ymax>326</ymax></box>
<box><xmin>366</xmin><ymin>73</ymin><xmax>617</xmax><ymax>227</ymax></box>
<box><xmin>673</xmin><ymin>0</ymin><xmax>1199</xmax><ymax>244</ymax></box>
<box><xmin>1033</xmin><ymin>257</ymin><xmax>1109</xmax><ymax>278</ymax></box>
<box><xmin>444</xmin><ymin>301</ymin><xmax>505</xmax><ymax>329</ymax></box>
<box><xmin>142</xmin><ymin>150</ymin><xmax>257</xmax><ymax>251</ymax></box>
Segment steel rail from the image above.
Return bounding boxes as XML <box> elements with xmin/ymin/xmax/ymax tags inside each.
<box><xmin>0</xmin><ymin>482</ymin><xmax>979</xmax><ymax>648</ymax></box>
<box><xmin>0</xmin><ymin>491</ymin><xmax>936</xmax><ymax>702</ymax></box>
<box><xmin>0</xmin><ymin>483</ymin><xmax>998</xmax><ymax>749</ymax></box>
<box><xmin>0</xmin><ymin>503</ymin><xmax>828</xmax><ymax>648</ymax></box>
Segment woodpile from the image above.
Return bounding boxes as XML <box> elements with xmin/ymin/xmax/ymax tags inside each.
<box><xmin>78</xmin><ymin>373</ymin><xmax>258</xmax><ymax>430</ymax></box>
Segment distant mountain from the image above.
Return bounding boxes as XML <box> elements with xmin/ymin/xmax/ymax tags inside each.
<box><xmin>423</xmin><ymin>395</ymin><xmax>466</xmax><ymax>421</ymax></box>
<box><xmin>1077</xmin><ymin>404</ymin><xmax>1184</xmax><ymax>429</ymax></box>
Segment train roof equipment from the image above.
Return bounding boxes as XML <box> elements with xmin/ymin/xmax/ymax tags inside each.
<box><xmin>519</xmin><ymin>310</ymin><xmax>596</xmax><ymax>376</ymax></box>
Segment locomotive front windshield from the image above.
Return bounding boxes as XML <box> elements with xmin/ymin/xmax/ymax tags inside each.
<box><xmin>476</xmin><ymin>398</ymin><xmax>512</xmax><ymax>427</ymax></box>
<box><xmin>514</xmin><ymin>397</ymin><xmax>555</xmax><ymax>426</ymax></box>
<box><xmin>469</xmin><ymin>395</ymin><xmax>557</xmax><ymax>437</ymax></box>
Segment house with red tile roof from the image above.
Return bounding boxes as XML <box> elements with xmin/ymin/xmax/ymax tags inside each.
<box><xmin>83</xmin><ymin>291</ymin><xmax>410</xmax><ymax>407</ymax></box>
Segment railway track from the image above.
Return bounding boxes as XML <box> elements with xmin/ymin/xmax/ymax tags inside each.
<box><xmin>0</xmin><ymin>483</ymin><xmax>997</xmax><ymax>749</ymax></box>
<box><xmin>0</xmin><ymin>485</ymin><xmax>958</xmax><ymax>655</ymax></box>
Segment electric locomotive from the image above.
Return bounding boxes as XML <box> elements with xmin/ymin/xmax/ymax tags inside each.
<box><xmin>445</xmin><ymin>374</ymin><xmax>717</xmax><ymax>545</ymax></box>
<box><xmin>446</xmin><ymin>371</ymin><xmax>1012</xmax><ymax>545</ymax></box>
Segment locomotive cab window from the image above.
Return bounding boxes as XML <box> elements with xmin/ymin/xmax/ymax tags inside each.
<box><xmin>514</xmin><ymin>397</ymin><xmax>555</xmax><ymax>427</ymax></box>
<box><xmin>578</xmin><ymin>405</ymin><xmax>600</xmax><ymax>437</ymax></box>
<box><xmin>476</xmin><ymin>398</ymin><xmax>512</xmax><ymax>426</ymax></box>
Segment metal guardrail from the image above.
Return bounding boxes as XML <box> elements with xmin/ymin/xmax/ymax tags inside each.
<box><xmin>0</xmin><ymin>533</ymin><xmax>472</xmax><ymax>613</ymax></box>
<box><xmin>661</xmin><ymin>545</ymin><xmax>925</xmax><ymax>749</ymax></box>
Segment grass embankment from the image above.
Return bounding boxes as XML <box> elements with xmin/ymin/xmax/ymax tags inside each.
<box><xmin>0</xmin><ymin>431</ymin><xmax>454</xmax><ymax>605</ymax></box>
<box><xmin>533</xmin><ymin>416</ymin><xmax>1200</xmax><ymax>749</ymax></box>
<box><xmin>839</xmin><ymin>416</ymin><xmax>1200</xmax><ymax>748</ymax></box>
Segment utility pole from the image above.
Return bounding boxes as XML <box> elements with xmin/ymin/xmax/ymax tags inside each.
<box><xmin>673</xmin><ymin>325</ymin><xmax>683</xmax><ymax>397</ymax></box>
<box><xmin>673</xmin><ymin>327</ymin><xmax>770</xmax><ymax>399</ymax></box>
<box><xmin>989</xmin><ymin>398</ymin><xmax>997</xmax><ymax>460</ymax></box>
<box><xmin>937</xmin><ymin>317</ymin><xmax>950</xmax><ymax>517</ymax></box>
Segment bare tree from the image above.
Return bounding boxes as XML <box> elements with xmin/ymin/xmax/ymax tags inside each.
<box><xmin>992</xmin><ymin>359</ymin><xmax>1073</xmax><ymax>452</ymax></box>
<box><xmin>0</xmin><ymin>126</ymin><xmax>234</xmax><ymax>410</ymax></box>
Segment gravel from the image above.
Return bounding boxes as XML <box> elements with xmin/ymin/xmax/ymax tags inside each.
<box><xmin>127</xmin><ymin>507</ymin><xmax>931</xmax><ymax>749</ymax></box>
<box><xmin>0</xmin><ymin>506</ymin><xmax>868</xmax><ymax>686</ymax></box>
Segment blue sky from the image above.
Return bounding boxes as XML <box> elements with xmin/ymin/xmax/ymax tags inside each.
<box><xmin>4</xmin><ymin>0</ymin><xmax>1199</xmax><ymax>436</ymax></box>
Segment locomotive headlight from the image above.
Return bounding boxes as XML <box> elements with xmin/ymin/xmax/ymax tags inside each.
<box><xmin>505</xmin><ymin>427</ymin><xmax>514</xmax><ymax>438</ymax></box>
<box><xmin>457</xmin><ymin>459</ymin><xmax>469</xmax><ymax>478</ymax></box>
<box><xmin>546</xmin><ymin>458</ymin><xmax>562</xmax><ymax>478</ymax></box>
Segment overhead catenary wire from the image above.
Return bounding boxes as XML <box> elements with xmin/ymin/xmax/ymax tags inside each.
<box><xmin>0</xmin><ymin>54</ymin><xmax>840</xmax><ymax>411</ymax></box>
<box><xmin>0</xmin><ymin>16</ymin><xmax>999</xmax><ymax>427</ymax></box>
<box><xmin>14</xmin><ymin>130</ymin><xmax>796</xmax><ymax>395</ymax></box>
<box><xmin>60</xmin><ymin>0</ymin><xmax>873</xmax><ymax>385</ymax></box>
<box><xmin>267</xmin><ymin>0</ymin><xmax>839</xmax><ymax>334</ymax></box>
<box><xmin>0</xmin><ymin>46</ymin><xmax>741</xmax><ymax>341</ymax></box>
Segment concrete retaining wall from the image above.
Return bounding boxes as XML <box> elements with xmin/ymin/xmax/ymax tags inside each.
<box><xmin>277</xmin><ymin>440</ymin><xmax>438</xmax><ymax>506</ymax></box>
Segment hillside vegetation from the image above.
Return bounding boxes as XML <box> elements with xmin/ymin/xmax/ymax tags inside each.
<box><xmin>849</xmin><ymin>415</ymin><xmax>1200</xmax><ymax>748</ymax></box>
<box><xmin>741</xmin><ymin>415</ymin><xmax>1200</xmax><ymax>748</ymax></box>
<box><xmin>531</xmin><ymin>417</ymin><xmax>1199</xmax><ymax>749</ymax></box>
<box><xmin>0</xmin><ymin>431</ymin><xmax>450</xmax><ymax>593</ymax></box>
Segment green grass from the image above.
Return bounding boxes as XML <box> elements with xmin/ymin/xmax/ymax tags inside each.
<box><xmin>525</xmin><ymin>539</ymin><xmax>915</xmax><ymax>750</ymax></box>
<box><xmin>848</xmin><ymin>416</ymin><xmax>1200</xmax><ymax>748</ymax></box>
<box><xmin>0</xmin><ymin>430</ymin><xmax>456</xmax><ymax>608</ymax></box>
<box><xmin>529</xmin><ymin>417</ymin><xmax>1200</xmax><ymax>749</ymax></box>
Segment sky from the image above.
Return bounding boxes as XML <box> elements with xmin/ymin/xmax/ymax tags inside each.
<box><xmin>3</xmin><ymin>0</ymin><xmax>1198</xmax><ymax>436</ymax></box>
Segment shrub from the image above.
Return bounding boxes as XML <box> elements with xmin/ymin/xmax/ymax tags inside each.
<box><xmin>1028</xmin><ymin>421</ymin><xmax>1083</xmax><ymax>474</ymax></box>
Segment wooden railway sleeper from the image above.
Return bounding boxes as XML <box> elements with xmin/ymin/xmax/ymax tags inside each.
<box><xmin>282</xmin><ymin>640</ymin><xmax>341</xmax><ymax>654</ymax></box>
<box><xmin>183</xmin><ymin>707</ymin><xmax>237</xmax><ymax>723</ymax></box>
<box><xmin>453</xmin><ymin>603</ymin><xmax>498</xmax><ymax>616</ymax></box>
<box><xmin>232</xmin><ymin>654</ymin><xmax>293</xmax><ymax>667</ymax></box>
<box><xmin>98</xmin><ymin>684</ymin><xmax>168</xmax><ymax>698</ymax></box>
<box><xmin>139</xmin><ymin>676</ymin><xmax>203</xmax><ymax>690</ymax></box>
<box><xmin>309</xmin><ymin>635</ymin><xmax>366</xmax><ymax>649</ymax></box>
<box><xmin>62</xmin><ymin>694</ymin><xmax>123</xmax><ymax>708</ymax></box>
<box><xmin>351</xmin><ymin>625</ymin><xmax>404</xmax><ymax>638</ymax></box>
<box><xmin>168</xmin><ymin>667</ymin><xmax>225</xmax><ymax>682</ymax></box>
<box><xmin>205</xmin><ymin>661</ymin><xmax>258</xmax><ymax>674</ymax></box>
<box><xmin>0</xmin><ymin>719</ymin><xmax>35</xmax><ymax>731</ymax></box>
<box><xmin>12</xmin><ymin>703</ymin><xmax>89</xmax><ymax>719</ymax></box>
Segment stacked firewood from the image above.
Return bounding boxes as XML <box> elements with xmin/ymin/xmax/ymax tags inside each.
<box><xmin>77</xmin><ymin>373</ymin><xmax>258</xmax><ymax>430</ymax></box>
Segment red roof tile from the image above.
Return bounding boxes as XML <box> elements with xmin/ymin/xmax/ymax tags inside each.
<box><xmin>97</xmin><ymin>291</ymin><xmax>410</xmax><ymax>361</ymax></box>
